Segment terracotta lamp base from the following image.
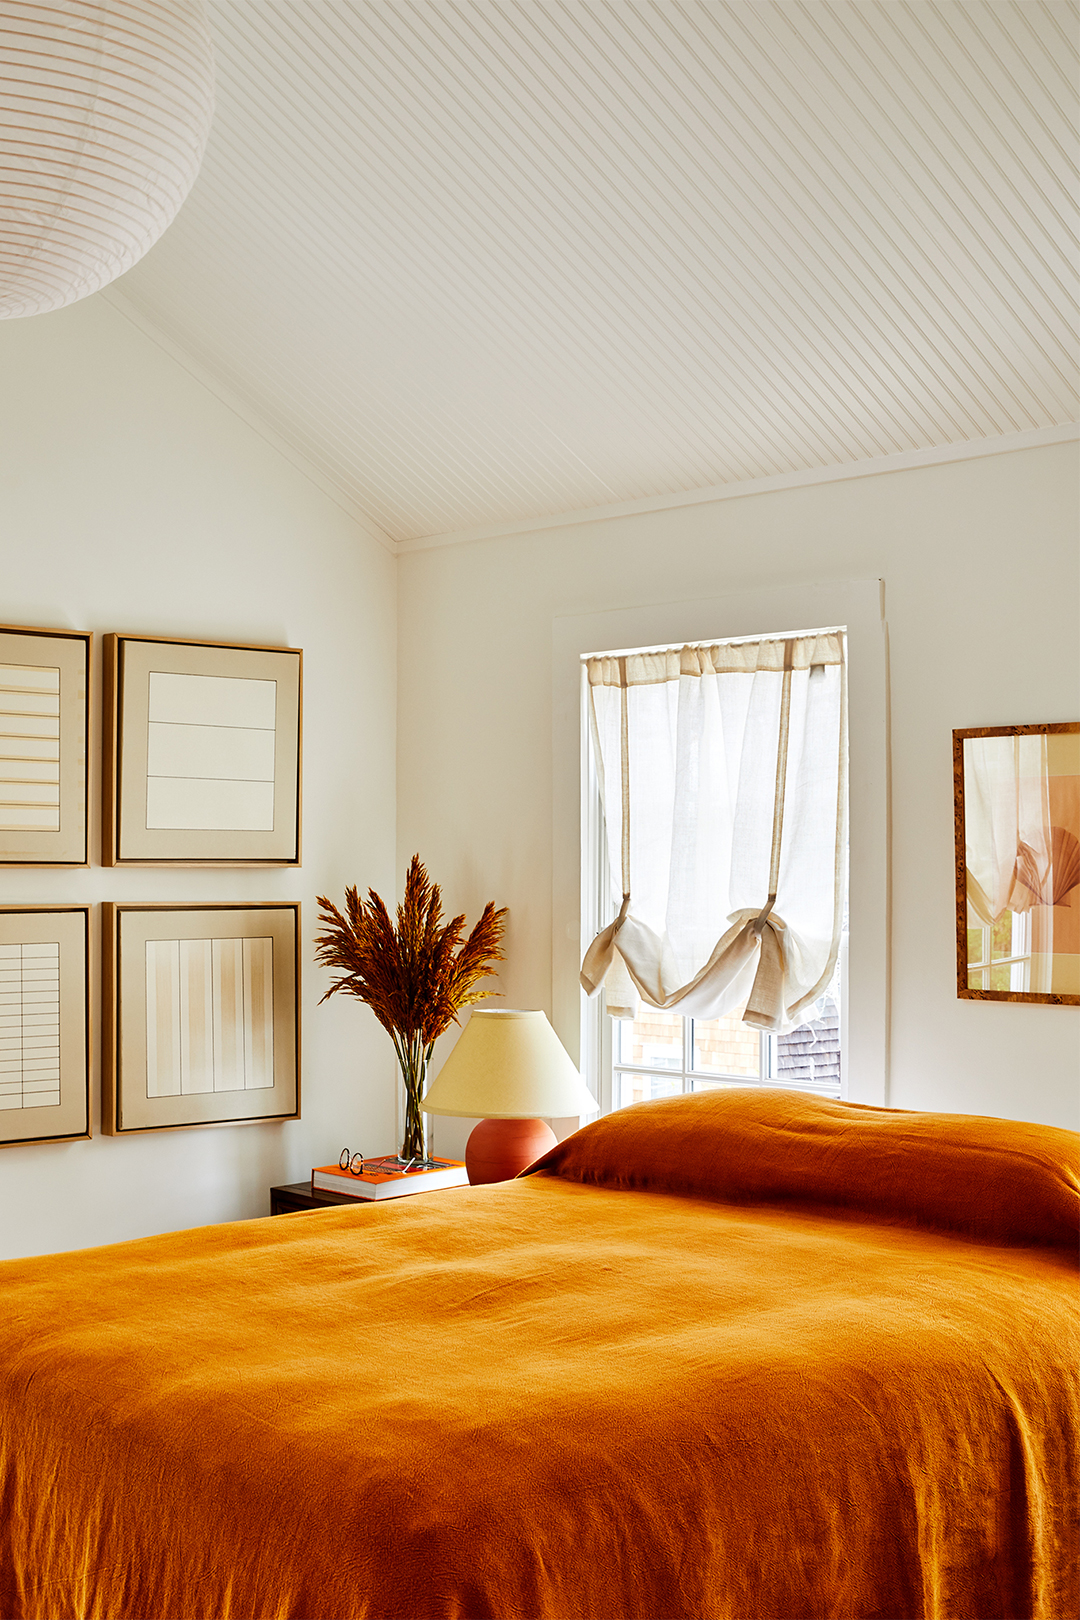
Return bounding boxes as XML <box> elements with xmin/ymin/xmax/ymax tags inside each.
<box><xmin>465</xmin><ymin>1116</ymin><xmax>557</xmax><ymax>1185</ymax></box>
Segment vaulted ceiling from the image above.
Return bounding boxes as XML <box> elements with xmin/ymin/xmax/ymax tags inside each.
<box><xmin>105</xmin><ymin>0</ymin><xmax>1079</xmax><ymax>547</ymax></box>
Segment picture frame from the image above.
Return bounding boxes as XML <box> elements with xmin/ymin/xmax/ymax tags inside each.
<box><xmin>103</xmin><ymin>902</ymin><xmax>301</xmax><ymax>1135</ymax></box>
<box><xmin>954</xmin><ymin>722</ymin><xmax>1079</xmax><ymax>1005</ymax></box>
<box><xmin>0</xmin><ymin>906</ymin><xmax>91</xmax><ymax>1147</ymax></box>
<box><xmin>0</xmin><ymin>624</ymin><xmax>90</xmax><ymax>866</ymax></box>
<box><xmin>102</xmin><ymin>634</ymin><xmax>302</xmax><ymax>866</ymax></box>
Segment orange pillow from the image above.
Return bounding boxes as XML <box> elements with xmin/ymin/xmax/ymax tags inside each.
<box><xmin>528</xmin><ymin>1087</ymin><xmax>1080</xmax><ymax>1250</ymax></box>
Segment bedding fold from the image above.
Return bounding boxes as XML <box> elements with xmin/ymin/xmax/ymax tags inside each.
<box><xmin>528</xmin><ymin>1087</ymin><xmax>1080</xmax><ymax>1249</ymax></box>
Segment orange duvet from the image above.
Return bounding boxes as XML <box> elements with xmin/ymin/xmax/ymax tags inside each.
<box><xmin>0</xmin><ymin>1089</ymin><xmax>1077</xmax><ymax>1620</ymax></box>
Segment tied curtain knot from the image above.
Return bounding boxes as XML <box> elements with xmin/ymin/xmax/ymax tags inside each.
<box><xmin>580</xmin><ymin>905</ymin><xmax>791</xmax><ymax>1031</ymax></box>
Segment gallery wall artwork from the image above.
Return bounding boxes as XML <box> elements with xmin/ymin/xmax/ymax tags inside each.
<box><xmin>954</xmin><ymin>722</ymin><xmax>1080</xmax><ymax>1005</ymax></box>
<box><xmin>103</xmin><ymin>902</ymin><xmax>300</xmax><ymax>1133</ymax></box>
<box><xmin>0</xmin><ymin>907</ymin><xmax>90</xmax><ymax>1147</ymax></box>
<box><xmin>103</xmin><ymin>635</ymin><xmax>302</xmax><ymax>865</ymax></box>
<box><xmin>0</xmin><ymin>626</ymin><xmax>90</xmax><ymax>866</ymax></box>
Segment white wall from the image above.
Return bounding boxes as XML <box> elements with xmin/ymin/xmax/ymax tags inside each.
<box><xmin>2</xmin><ymin>303</ymin><xmax>1074</xmax><ymax>1259</ymax></box>
<box><xmin>398</xmin><ymin>441</ymin><xmax>1079</xmax><ymax>1144</ymax></box>
<box><xmin>0</xmin><ymin>297</ymin><xmax>398</xmax><ymax>1259</ymax></box>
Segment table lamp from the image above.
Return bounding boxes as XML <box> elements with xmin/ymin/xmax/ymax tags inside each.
<box><xmin>420</xmin><ymin>1009</ymin><xmax>598</xmax><ymax>1184</ymax></box>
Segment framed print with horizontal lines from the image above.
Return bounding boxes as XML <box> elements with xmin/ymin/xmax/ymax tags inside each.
<box><xmin>102</xmin><ymin>634</ymin><xmax>302</xmax><ymax>865</ymax></box>
<box><xmin>0</xmin><ymin>625</ymin><xmax>90</xmax><ymax>866</ymax></box>
<box><xmin>0</xmin><ymin>906</ymin><xmax>90</xmax><ymax>1148</ymax></box>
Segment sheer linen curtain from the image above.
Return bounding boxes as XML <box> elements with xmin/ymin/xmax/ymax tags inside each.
<box><xmin>580</xmin><ymin>632</ymin><xmax>847</xmax><ymax>1032</ymax></box>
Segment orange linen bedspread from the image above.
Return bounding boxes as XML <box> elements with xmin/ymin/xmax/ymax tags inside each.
<box><xmin>0</xmin><ymin>1095</ymin><xmax>1077</xmax><ymax>1620</ymax></box>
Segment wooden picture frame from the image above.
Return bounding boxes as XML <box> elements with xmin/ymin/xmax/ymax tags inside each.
<box><xmin>0</xmin><ymin>625</ymin><xmax>90</xmax><ymax>866</ymax></box>
<box><xmin>954</xmin><ymin>722</ymin><xmax>1080</xmax><ymax>1005</ymax></box>
<box><xmin>102</xmin><ymin>634</ymin><xmax>302</xmax><ymax>866</ymax></box>
<box><xmin>0</xmin><ymin>906</ymin><xmax>90</xmax><ymax>1147</ymax></box>
<box><xmin>103</xmin><ymin>902</ymin><xmax>301</xmax><ymax>1134</ymax></box>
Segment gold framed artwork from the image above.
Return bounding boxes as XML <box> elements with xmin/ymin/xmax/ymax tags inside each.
<box><xmin>0</xmin><ymin>906</ymin><xmax>90</xmax><ymax>1147</ymax></box>
<box><xmin>954</xmin><ymin>722</ymin><xmax>1080</xmax><ymax>1005</ymax></box>
<box><xmin>103</xmin><ymin>902</ymin><xmax>301</xmax><ymax>1134</ymax></box>
<box><xmin>102</xmin><ymin>634</ymin><xmax>302</xmax><ymax>865</ymax></box>
<box><xmin>0</xmin><ymin>625</ymin><xmax>90</xmax><ymax>866</ymax></box>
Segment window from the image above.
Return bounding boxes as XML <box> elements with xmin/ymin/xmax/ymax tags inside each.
<box><xmin>609</xmin><ymin>978</ymin><xmax>843</xmax><ymax>1109</ymax></box>
<box><xmin>581</xmin><ymin>628</ymin><xmax>848</xmax><ymax>1113</ymax></box>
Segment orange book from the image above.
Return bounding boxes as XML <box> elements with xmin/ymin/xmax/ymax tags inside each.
<box><xmin>311</xmin><ymin>1157</ymin><xmax>468</xmax><ymax>1200</ymax></box>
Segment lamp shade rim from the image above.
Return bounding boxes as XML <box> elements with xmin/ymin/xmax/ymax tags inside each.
<box><xmin>462</xmin><ymin>1008</ymin><xmax>545</xmax><ymax>1019</ymax></box>
<box><xmin>420</xmin><ymin>1007</ymin><xmax>598</xmax><ymax>1119</ymax></box>
<box><xmin>419</xmin><ymin>1106</ymin><xmax>576</xmax><ymax>1120</ymax></box>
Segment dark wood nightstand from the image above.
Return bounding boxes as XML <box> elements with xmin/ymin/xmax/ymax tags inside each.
<box><xmin>270</xmin><ymin>1181</ymin><xmax>371</xmax><ymax>1215</ymax></box>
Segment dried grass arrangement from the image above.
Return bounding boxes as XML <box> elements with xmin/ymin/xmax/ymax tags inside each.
<box><xmin>315</xmin><ymin>856</ymin><xmax>507</xmax><ymax>1161</ymax></box>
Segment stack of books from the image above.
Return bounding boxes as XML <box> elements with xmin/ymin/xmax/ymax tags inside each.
<box><xmin>311</xmin><ymin>1155</ymin><xmax>469</xmax><ymax>1201</ymax></box>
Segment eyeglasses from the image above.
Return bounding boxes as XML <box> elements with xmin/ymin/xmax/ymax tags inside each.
<box><xmin>338</xmin><ymin>1148</ymin><xmax>443</xmax><ymax>1176</ymax></box>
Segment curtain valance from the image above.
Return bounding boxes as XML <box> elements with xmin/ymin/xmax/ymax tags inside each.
<box><xmin>586</xmin><ymin>633</ymin><xmax>845</xmax><ymax>686</ymax></box>
<box><xmin>581</xmin><ymin>631</ymin><xmax>846</xmax><ymax>1031</ymax></box>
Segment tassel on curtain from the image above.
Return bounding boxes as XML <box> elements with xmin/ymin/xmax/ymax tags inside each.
<box><xmin>580</xmin><ymin>633</ymin><xmax>847</xmax><ymax>1032</ymax></box>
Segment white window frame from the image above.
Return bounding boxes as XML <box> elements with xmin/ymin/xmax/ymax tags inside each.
<box><xmin>551</xmin><ymin>580</ymin><xmax>888</xmax><ymax>1132</ymax></box>
<box><xmin>582</xmin><ymin>645</ymin><xmax>847</xmax><ymax>1113</ymax></box>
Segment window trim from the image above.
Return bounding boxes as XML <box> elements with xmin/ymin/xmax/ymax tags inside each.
<box><xmin>552</xmin><ymin>579</ymin><xmax>889</xmax><ymax>1129</ymax></box>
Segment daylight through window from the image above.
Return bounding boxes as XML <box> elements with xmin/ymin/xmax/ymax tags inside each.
<box><xmin>581</xmin><ymin>628</ymin><xmax>848</xmax><ymax>1109</ymax></box>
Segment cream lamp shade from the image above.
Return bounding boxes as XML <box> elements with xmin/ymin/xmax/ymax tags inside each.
<box><xmin>1</xmin><ymin>0</ymin><xmax>215</xmax><ymax>319</ymax></box>
<box><xmin>421</xmin><ymin>1009</ymin><xmax>597</xmax><ymax>1184</ymax></box>
<box><xmin>421</xmin><ymin>1009</ymin><xmax>598</xmax><ymax>1120</ymax></box>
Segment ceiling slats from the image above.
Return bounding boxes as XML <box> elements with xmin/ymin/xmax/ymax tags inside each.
<box><xmin>111</xmin><ymin>0</ymin><xmax>1080</xmax><ymax>544</ymax></box>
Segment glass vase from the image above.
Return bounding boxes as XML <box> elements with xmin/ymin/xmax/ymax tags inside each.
<box><xmin>398</xmin><ymin>1039</ymin><xmax>429</xmax><ymax>1162</ymax></box>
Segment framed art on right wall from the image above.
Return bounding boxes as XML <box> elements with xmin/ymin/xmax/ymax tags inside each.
<box><xmin>954</xmin><ymin>722</ymin><xmax>1080</xmax><ymax>1005</ymax></box>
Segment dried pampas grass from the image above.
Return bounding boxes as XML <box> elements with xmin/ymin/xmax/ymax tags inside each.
<box><xmin>315</xmin><ymin>856</ymin><xmax>507</xmax><ymax>1159</ymax></box>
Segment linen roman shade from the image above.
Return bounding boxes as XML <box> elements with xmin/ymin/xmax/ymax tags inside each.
<box><xmin>580</xmin><ymin>631</ymin><xmax>846</xmax><ymax>1031</ymax></box>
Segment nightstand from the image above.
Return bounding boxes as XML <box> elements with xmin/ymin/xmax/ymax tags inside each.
<box><xmin>269</xmin><ymin>1181</ymin><xmax>370</xmax><ymax>1215</ymax></box>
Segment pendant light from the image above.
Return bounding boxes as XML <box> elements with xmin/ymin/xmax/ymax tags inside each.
<box><xmin>1</xmin><ymin>0</ymin><xmax>215</xmax><ymax>318</ymax></box>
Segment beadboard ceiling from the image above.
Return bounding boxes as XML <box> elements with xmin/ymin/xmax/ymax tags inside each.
<box><xmin>103</xmin><ymin>0</ymin><xmax>1079</xmax><ymax>548</ymax></box>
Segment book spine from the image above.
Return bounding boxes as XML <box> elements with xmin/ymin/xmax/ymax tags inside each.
<box><xmin>311</xmin><ymin>1172</ymin><xmax>377</xmax><ymax>1198</ymax></box>
<box><xmin>311</xmin><ymin>1167</ymin><xmax>469</xmax><ymax>1198</ymax></box>
<box><xmin>368</xmin><ymin>1173</ymin><xmax>468</xmax><ymax>1199</ymax></box>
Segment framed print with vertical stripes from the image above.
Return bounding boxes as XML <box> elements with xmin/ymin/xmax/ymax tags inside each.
<box><xmin>0</xmin><ymin>906</ymin><xmax>90</xmax><ymax>1147</ymax></box>
<box><xmin>0</xmin><ymin>626</ymin><xmax>90</xmax><ymax>866</ymax></box>
<box><xmin>103</xmin><ymin>902</ymin><xmax>300</xmax><ymax>1134</ymax></box>
<box><xmin>102</xmin><ymin>635</ymin><xmax>302</xmax><ymax>866</ymax></box>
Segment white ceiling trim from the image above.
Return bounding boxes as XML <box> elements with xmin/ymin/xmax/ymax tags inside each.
<box><xmin>99</xmin><ymin>287</ymin><xmax>398</xmax><ymax>554</ymax></box>
<box><xmin>395</xmin><ymin>422</ymin><xmax>1079</xmax><ymax>553</ymax></box>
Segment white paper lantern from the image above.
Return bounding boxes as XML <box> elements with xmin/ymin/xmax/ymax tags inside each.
<box><xmin>1</xmin><ymin>0</ymin><xmax>214</xmax><ymax>318</ymax></box>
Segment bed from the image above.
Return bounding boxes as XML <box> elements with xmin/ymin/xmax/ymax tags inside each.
<box><xmin>0</xmin><ymin>1087</ymin><xmax>1076</xmax><ymax>1620</ymax></box>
